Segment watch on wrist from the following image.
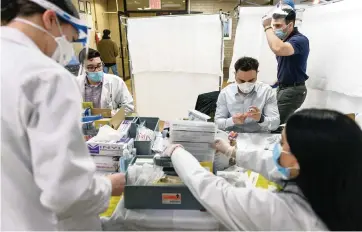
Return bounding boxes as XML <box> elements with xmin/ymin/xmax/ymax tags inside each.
<box><xmin>258</xmin><ymin>114</ymin><xmax>265</xmax><ymax>123</ymax></box>
<box><xmin>264</xmin><ymin>26</ymin><xmax>272</xmax><ymax>32</ymax></box>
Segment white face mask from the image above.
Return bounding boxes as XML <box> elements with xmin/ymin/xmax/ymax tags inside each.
<box><xmin>238</xmin><ymin>82</ymin><xmax>255</xmax><ymax>94</ymax></box>
<box><xmin>14</xmin><ymin>17</ymin><xmax>74</xmax><ymax>66</ymax></box>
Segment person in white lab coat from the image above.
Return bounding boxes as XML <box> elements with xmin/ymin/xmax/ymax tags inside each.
<box><xmin>166</xmin><ymin>109</ymin><xmax>362</xmax><ymax>230</ymax></box>
<box><xmin>1</xmin><ymin>0</ymin><xmax>125</xmax><ymax>230</ymax></box>
<box><xmin>76</xmin><ymin>48</ymin><xmax>134</xmax><ymax>113</ymax></box>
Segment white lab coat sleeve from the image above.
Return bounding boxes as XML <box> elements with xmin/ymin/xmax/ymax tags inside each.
<box><xmin>235</xmin><ymin>149</ymin><xmax>284</xmax><ymax>182</ymax></box>
<box><xmin>258</xmin><ymin>89</ymin><xmax>280</xmax><ymax>131</ymax></box>
<box><xmin>215</xmin><ymin>91</ymin><xmax>234</xmax><ymax>130</ymax></box>
<box><xmin>115</xmin><ymin>78</ymin><xmax>134</xmax><ymax>113</ymax></box>
<box><xmin>171</xmin><ymin>148</ymin><xmax>295</xmax><ymax>230</ymax></box>
<box><xmin>22</xmin><ymin>71</ymin><xmax>112</xmax><ymax>219</ymax></box>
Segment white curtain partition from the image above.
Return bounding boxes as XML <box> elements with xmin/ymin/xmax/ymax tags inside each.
<box><xmin>127</xmin><ymin>15</ymin><xmax>223</xmax><ymax>120</ymax></box>
<box><xmin>230</xmin><ymin>0</ymin><xmax>362</xmax><ymax>114</ymax></box>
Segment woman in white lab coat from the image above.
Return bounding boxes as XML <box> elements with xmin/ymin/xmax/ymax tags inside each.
<box><xmin>167</xmin><ymin>109</ymin><xmax>362</xmax><ymax>230</ymax></box>
<box><xmin>1</xmin><ymin>0</ymin><xmax>125</xmax><ymax>230</ymax></box>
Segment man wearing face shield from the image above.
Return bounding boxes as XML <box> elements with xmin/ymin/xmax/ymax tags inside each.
<box><xmin>1</xmin><ymin>0</ymin><xmax>125</xmax><ymax>230</ymax></box>
<box><xmin>262</xmin><ymin>4</ymin><xmax>310</xmax><ymax>124</ymax></box>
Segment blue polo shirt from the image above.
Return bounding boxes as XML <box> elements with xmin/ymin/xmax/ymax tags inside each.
<box><xmin>276</xmin><ymin>28</ymin><xmax>309</xmax><ymax>85</ymax></box>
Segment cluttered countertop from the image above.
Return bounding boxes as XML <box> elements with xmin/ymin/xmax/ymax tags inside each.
<box><xmin>82</xmin><ymin>107</ymin><xmax>281</xmax><ymax>230</ymax></box>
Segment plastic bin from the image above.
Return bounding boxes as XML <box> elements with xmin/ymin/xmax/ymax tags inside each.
<box><xmin>124</xmin><ymin>156</ymin><xmax>204</xmax><ymax>210</ymax></box>
<box><xmin>125</xmin><ymin>117</ymin><xmax>160</xmax><ymax>156</ymax></box>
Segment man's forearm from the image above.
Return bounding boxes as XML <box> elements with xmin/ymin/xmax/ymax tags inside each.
<box><xmin>265</xmin><ymin>28</ymin><xmax>284</xmax><ymax>53</ymax></box>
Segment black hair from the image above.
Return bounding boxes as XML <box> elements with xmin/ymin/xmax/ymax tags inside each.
<box><xmin>102</xmin><ymin>29</ymin><xmax>111</xmax><ymax>39</ymax></box>
<box><xmin>285</xmin><ymin>109</ymin><xmax>362</xmax><ymax>230</ymax></box>
<box><xmin>272</xmin><ymin>8</ymin><xmax>296</xmax><ymax>26</ymax></box>
<box><xmin>234</xmin><ymin>57</ymin><xmax>259</xmax><ymax>72</ymax></box>
<box><xmin>1</xmin><ymin>0</ymin><xmax>79</xmax><ymax>24</ymax></box>
<box><xmin>79</xmin><ymin>48</ymin><xmax>101</xmax><ymax>64</ymax></box>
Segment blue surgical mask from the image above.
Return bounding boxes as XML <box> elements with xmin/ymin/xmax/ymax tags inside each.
<box><xmin>272</xmin><ymin>143</ymin><xmax>299</xmax><ymax>179</ymax></box>
<box><xmin>274</xmin><ymin>29</ymin><xmax>287</xmax><ymax>40</ymax></box>
<box><xmin>87</xmin><ymin>71</ymin><xmax>104</xmax><ymax>82</ymax></box>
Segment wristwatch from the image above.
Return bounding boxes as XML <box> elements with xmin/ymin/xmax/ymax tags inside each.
<box><xmin>264</xmin><ymin>26</ymin><xmax>272</xmax><ymax>32</ymax></box>
<box><xmin>258</xmin><ymin>114</ymin><xmax>265</xmax><ymax>123</ymax></box>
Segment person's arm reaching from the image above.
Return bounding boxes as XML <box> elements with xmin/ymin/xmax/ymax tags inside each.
<box><xmin>171</xmin><ymin>147</ymin><xmax>297</xmax><ymax>230</ymax></box>
<box><xmin>213</xmin><ymin>139</ymin><xmax>283</xmax><ymax>182</ymax></box>
<box><xmin>215</xmin><ymin>91</ymin><xmax>234</xmax><ymax>130</ymax></box>
<box><xmin>22</xmin><ymin>70</ymin><xmax>113</xmax><ymax>220</ymax></box>
<box><xmin>258</xmin><ymin>89</ymin><xmax>280</xmax><ymax>131</ymax></box>
<box><xmin>235</xmin><ymin>149</ymin><xmax>283</xmax><ymax>182</ymax></box>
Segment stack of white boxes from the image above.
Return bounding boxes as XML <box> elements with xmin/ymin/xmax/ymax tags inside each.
<box><xmin>86</xmin><ymin>120</ymin><xmax>134</xmax><ymax>176</ymax></box>
<box><xmin>170</xmin><ymin>120</ymin><xmax>216</xmax><ymax>171</ymax></box>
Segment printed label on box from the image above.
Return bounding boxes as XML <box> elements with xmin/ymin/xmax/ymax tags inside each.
<box><xmin>162</xmin><ymin>193</ymin><xmax>182</xmax><ymax>204</ymax></box>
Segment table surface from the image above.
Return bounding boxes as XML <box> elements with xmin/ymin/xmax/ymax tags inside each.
<box><xmin>101</xmin><ymin>132</ymin><xmax>281</xmax><ymax>231</ymax></box>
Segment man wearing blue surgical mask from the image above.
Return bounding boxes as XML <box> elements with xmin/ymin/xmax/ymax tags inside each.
<box><xmin>262</xmin><ymin>5</ymin><xmax>310</xmax><ymax>125</ymax></box>
<box><xmin>76</xmin><ymin>48</ymin><xmax>134</xmax><ymax>112</ymax></box>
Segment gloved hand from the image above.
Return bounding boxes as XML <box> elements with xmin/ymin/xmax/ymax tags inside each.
<box><xmin>213</xmin><ymin>139</ymin><xmax>235</xmax><ymax>158</ymax></box>
<box><xmin>162</xmin><ymin>144</ymin><xmax>184</xmax><ymax>157</ymax></box>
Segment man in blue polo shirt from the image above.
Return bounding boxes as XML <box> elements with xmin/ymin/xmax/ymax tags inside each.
<box><xmin>262</xmin><ymin>5</ymin><xmax>309</xmax><ymax>124</ymax></box>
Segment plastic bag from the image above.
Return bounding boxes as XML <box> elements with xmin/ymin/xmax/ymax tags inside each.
<box><xmin>91</xmin><ymin>125</ymin><xmax>124</xmax><ymax>142</ymax></box>
<box><xmin>136</xmin><ymin>124</ymin><xmax>156</xmax><ymax>141</ymax></box>
<box><xmin>216</xmin><ymin>171</ymin><xmax>250</xmax><ymax>188</ymax></box>
<box><xmin>127</xmin><ymin>163</ymin><xmax>164</xmax><ymax>186</ymax></box>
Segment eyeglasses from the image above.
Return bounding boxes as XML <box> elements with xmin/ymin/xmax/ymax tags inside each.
<box><xmin>86</xmin><ymin>62</ymin><xmax>104</xmax><ymax>72</ymax></box>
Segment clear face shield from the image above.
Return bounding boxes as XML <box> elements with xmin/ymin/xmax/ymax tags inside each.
<box><xmin>27</xmin><ymin>0</ymin><xmax>91</xmax><ymax>69</ymax></box>
<box><xmin>263</xmin><ymin>0</ymin><xmax>295</xmax><ymax>40</ymax></box>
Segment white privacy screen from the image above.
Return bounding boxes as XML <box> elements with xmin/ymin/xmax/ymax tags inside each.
<box><xmin>128</xmin><ymin>15</ymin><xmax>223</xmax><ymax>76</ymax></box>
<box><xmin>127</xmin><ymin>15</ymin><xmax>223</xmax><ymax>120</ymax></box>
<box><xmin>133</xmin><ymin>72</ymin><xmax>220</xmax><ymax>120</ymax></box>
<box><xmin>231</xmin><ymin>1</ymin><xmax>362</xmax><ymax>113</ymax></box>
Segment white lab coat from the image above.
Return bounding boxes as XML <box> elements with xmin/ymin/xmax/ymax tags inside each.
<box><xmin>171</xmin><ymin>148</ymin><xmax>328</xmax><ymax>231</ymax></box>
<box><xmin>1</xmin><ymin>27</ymin><xmax>112</xmax><ymax>230</ymax></box>
<box><xmin>76</xmin><ymin>73</ymin><xmax>134</xmax><ymax>113</ymax></box>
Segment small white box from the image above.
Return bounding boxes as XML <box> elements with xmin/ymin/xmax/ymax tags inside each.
<box><xmin>92</xmin><ymin>156</ymin><xmax>120</xmax><ymax>172</ymax></box>
<box><xmin>87</xmin><ymin>137</ymin><xmax>134</xmax><ymax>156</ymax></box>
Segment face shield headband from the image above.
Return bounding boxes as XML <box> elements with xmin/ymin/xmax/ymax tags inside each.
<box><xmin>27</xmin><ymin>0</ymin><xmax>90</xmax><ymax>44</ymax></box>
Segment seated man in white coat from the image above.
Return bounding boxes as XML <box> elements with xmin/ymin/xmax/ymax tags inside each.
<box><xmin>77</xmin><ymin>48</ymin><xmax>134</xmax><ymax>112</ymax></box>
<box><xmin>215</xmin><ymin>57</ymin><xmax>280</xmax><ymax>133</ymax></box>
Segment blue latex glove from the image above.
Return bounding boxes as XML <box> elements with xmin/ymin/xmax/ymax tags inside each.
<box><xmin>282</xmin><ymin>0</ymin><xmax>295</xmax><ymax>9</ymax></box>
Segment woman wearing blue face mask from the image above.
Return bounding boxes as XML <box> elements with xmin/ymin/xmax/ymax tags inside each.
<box><xmin>165</xmin><ymin>108</ymin><xmax>362</xmax><ymax>230</ymax></box>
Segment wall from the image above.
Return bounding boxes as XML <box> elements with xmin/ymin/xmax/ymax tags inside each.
<box><xmin>71</xmin><ymin>0</ymin><xmax>110</xmax><ymax>56</ymax></box>
<box><xmin>190</xmin><ymin>0</ymin><xmax>238</xmax><ymax>80</ymax></box>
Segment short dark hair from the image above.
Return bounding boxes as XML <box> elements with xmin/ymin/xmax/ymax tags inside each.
<box><xmin>285</xmin><ymin>109</ymin><xmax>362</xmax><ymax>230</ymax></box>
<box><xmin>79</xmin><ymin>48</ymin><xmax>101</xmax><ymax>64</ymax></box>
<box><xmin>272</xmin><ymin>9</ymin><xmax>296</xmax><ymax>26</ymax></box>
<box><xmin>103</xmin><ymin>29</ymin><xmax>111</xmax><ymax>35</ymax></box>
<box><xmin>1</xmin><ymin>0</ymin><xmax>79</xmax><ymax>24</ymax></box>
<box><xmin>234</xmin><ymin>57</ymin><xmax>259</xmax><ymax>72</ymax></box>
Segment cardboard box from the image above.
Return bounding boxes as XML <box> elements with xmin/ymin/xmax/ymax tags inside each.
<box><xmin>94</xmin><ymin>118</ymin><xmax>112</xmax><ymax>129</ymax></box>
<box><xmin>92</xmin><ymin>107</ymin><xmax>126</xmax><ymax>130</ymax></box>
<box><xmin>92</xmin><ymin>108</ymin><xmax>112</xmax><ymax>118</ymax></box>
<box><xmin>87</xmin><ymin>137</ymin><xmax>134</xmax><ymax>156</ymax></box>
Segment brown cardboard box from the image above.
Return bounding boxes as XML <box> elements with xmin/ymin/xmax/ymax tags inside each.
<box><xmin>93</xmin><ymin>107</ymin><xmax>126</xmax><ymax>130</ymax></box>
<box><xmin>92</xmin><ymin>108</ymin><xmax>112</xmax><ymax>118</ymax></box>
<box><xmin>110</xmin><ymin>107</ymin><xmax>125</xmax><ymax>130</ymax></box>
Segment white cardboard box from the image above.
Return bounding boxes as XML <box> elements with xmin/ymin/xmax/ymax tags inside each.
<box><xmin>87</xmin><ymin>137</ymin><xmax>134</xmax><ymax>156</ymax></box>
